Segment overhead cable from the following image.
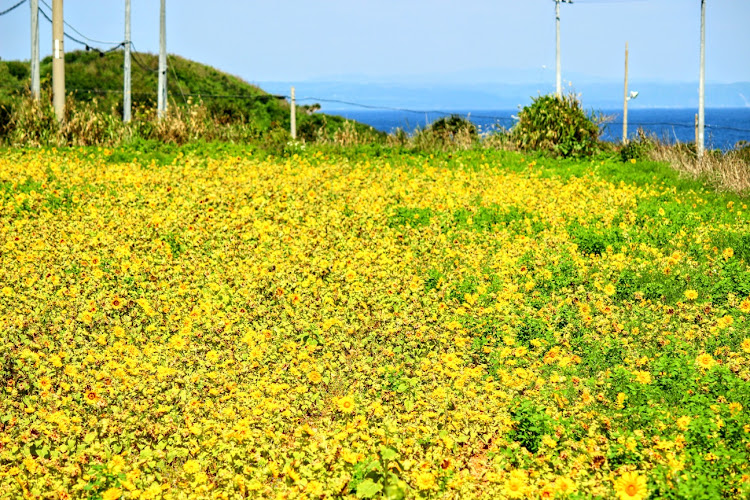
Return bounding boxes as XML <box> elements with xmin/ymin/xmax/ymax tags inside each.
<box><xmin>0</xmin><ymin>0</ymin><xmax>27</xmax><ymax>17</ymax></box>
<box><xmin>39</xmin><ymin>0</ymin><xmax>122</xmax><ymax>47</ymax></box>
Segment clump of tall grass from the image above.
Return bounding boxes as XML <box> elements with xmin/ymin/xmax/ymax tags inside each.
<box><xmin>0</xmin><ymin>92</ymin><xmax>263</xmax><ymax>147</ymax></box>
<box><xmin>619</xmin><ymin>128</ymin><xmax>750</xmax><ymax>195</ymax></box>
<box><xmin>649</xmin><ymin>140</ymin><xmax>750</xmax><ymax>195</ymax></box>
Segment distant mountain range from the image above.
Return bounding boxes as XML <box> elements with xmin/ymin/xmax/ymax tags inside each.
<box><xmin>258</xmin><ymin>77</ymin><xmax>750</xmax><ymax>111</ymax></box>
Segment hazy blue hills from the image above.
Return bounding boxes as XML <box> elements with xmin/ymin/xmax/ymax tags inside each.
<box><xmin>258</xmin><ymin>79</ymin><xmax>750</xmax><ymax>111</ymax></box>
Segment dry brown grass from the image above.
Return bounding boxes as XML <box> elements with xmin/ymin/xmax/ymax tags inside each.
<box><xmin>648</xmin><ymin>142</ymin><xmax>750</xmax><ymax>196</ymax></box>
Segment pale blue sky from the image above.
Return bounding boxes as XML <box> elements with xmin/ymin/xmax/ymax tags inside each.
<box><xmin>1</xmin><ymin>0</ymin><xmax>749</xmax><ymax>83</ymax></box>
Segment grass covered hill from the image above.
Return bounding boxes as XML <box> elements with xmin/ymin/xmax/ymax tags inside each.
<box><xmin>0</xmin><ymin>49</ymin><xmax>375</xmax><ymax>140</ymax></box>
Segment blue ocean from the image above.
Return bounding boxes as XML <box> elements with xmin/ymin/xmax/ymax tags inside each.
<box><xmin>327</xmin><ymin>108</ymin><xmax>750</xmax><ymax>152</ymax></box>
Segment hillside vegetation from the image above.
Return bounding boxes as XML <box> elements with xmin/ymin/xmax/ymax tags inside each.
<box><xmin>0</xmin><ymin>50</ymin><xmax>377</xmax><ymax>141</ymax></box>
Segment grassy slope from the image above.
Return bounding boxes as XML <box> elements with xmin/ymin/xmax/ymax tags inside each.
<box><xmin>0</xmin><ymin>50</ymin><xmax>377</xmax><ymax>138</ymax></box>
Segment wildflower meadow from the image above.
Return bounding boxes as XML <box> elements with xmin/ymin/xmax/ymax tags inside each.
<box><xmin>1</xmin><ymin>146</ymin><xmax>749</xmax><ymax>499</ymax></box>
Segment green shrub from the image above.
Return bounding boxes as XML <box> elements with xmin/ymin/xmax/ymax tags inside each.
<box><xmin>513</xmin><ymin>93</ymin><xmax>599</xmax><ymax>157</ymax></box>
<box><xmin>428</xmin><ymin>115</ymin><xmax>477</xmax><ymax>140</ymax></box>
<box><xmin>620</xmin><ymin>128</ymin><xmax>656</xmax><ymax>162</ymax></box>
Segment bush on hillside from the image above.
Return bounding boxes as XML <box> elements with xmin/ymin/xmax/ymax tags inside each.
<box><xmin>620</xmin><ymin>128</ymin><xmax>656</xmax><ymax>162</ymax></box>
<box><xmin>513</xmin><ymin>93</ymin><xmax>599</xmax><ymax>157</ymax></box>
<box><xmin>428</xmin><ymin>114</ymin><xmax>477</xmax><ymax>140</ymax></box>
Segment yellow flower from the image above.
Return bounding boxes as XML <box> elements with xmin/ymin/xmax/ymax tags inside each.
<box><xmin>676</xmin><ymin>415</ymin><xmax>692</xmax><ymax>431</ymax></box>
<box><xmin>169</xmin><ymin>335</ymin><xmax>188</xmax><ymax>350</ymax></box>
<box><xmin>23</xmin><ymin>456</ymin><xmax>37</xmax><ymax>473</ymax></box>
<box><xmin>616</xmin><ymin>392</ymin><xmax>628</xmax><ymax>409</ymax></box>
<box><xmin>503</xmin><ymin>470</ymin><xmax>527</xmax><ymax>498</ymax></box>
<box><xmin>84</xmin><ymin>390</ymin><xmax>99</xmax><ymax>404</ymax></box>
<box><xmin>140</xmin><ymin>484</ymin><xmax>162</xmax><ymax>500</ymax></box>
<box><xmin>604</xmin><ymin>283</ymin><xmax>616</xmax><ymax>296</ymax></box>
<box><xmin>307</xmin><ymin>370</ymin><xmax>322</xmax><ymax>384</ymax></box>
<box><xmin>739</xmin><ymin>299</ymin><xmax>750</xmax><ymax>314</ymax></box>
<box><xmin>102</xmin><ymin>487</ymin><xmax>122</xmax><ymax>500</ymax></box>
<box><xmin>555</xmin><ymin>476</ymin><xmax>576</xmax><ymax>495</ymax></box>
<box><xmin>614</xmin><ymin>471</ymin><xmax>648</xmax><ymax>500</ymax></box>
<box><xmin>183</xmin><ymin>459</ymin><xmax>201</xmax><ymax>474</ymax></box>
<box><xmin>723</xmin><ymin>247</ymin><xmax>734</xmax><ymax>260</ymax></box>
<box><xmin>695</xmin><ymin>353</ymin><xmax>714</xmax><ymax>370</ymax></box>
<box><xmin>305</xmin><ymin>480</ymin><xmax>324</xmax><ymax>495</ymax></box>
<box><xmin>414</xmin><ymin>471</ymin><xmax>436</xmax><ymax>490</ymax></box>
<box><xmin>634</xmin><ymin>370</ymin><xmax>652</xmax><ymax>384</ymax></box>
<box><xmin>541</xmin><ymin>434</ymin><xmax>557</xmax><ymax>448</ymax></box>
<box><xmin>38</xmin><ymin>376</ymin><xmax>53</xmax><ymax>391</ymax></box>
<box><xmin>336</xmin><ymin>395</ymin><xmax>356</xmax><ymax>414</ymax></box>
<box><xmin>246</xmin><ymin>479</ymin><xmax>264</xmax><ymax>491</ymax></box>
<box><xmin>741</xmin><ymin>338</ymin><xmax>750</xmax><ymax>353</ymax></box>
<box><xmin>718</xmin><ymin>315</ymin><xmax>733</xmax><ymax>329</ymax></box>
<box><xmin>684</xmin><ymin>289</ymin><xmax>698</xmax><ymax>300</ymax></box>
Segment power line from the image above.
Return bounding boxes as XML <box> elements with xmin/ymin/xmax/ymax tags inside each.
<box><xmin>36</xmin><ymin>4</ymin><xmax>123</xmax><ymax>54</ymax></box>
<box><xmin>38</xmin><ymin>0</ymin><xmax>122</xmax><ymax>47</ymax></box>
<box><xmin>129</xmin><ymin>42</ymin><xmax>159</xmax><ymax>73</ymax></box>
<box><xmin>0</xmin><ymin>79</ymin><xmax>746</xmax><ymax>134</ymax></box>
<box><xmin>167</xmin><ymin>54</ymin><xmax>188</xmax><ymax>106</ymax></box>
<box><xmin>0</xmin><ymin>0</ymin><xmax>26</xmax><ymax>16</ymax></box>
<box><xmin>36</xmin><ymin>4</ymin><xmax>87</xmax><ymax>47</ymax></box>
<box><xmin>296</xmin><ymin>97</ymin><xmax>515</xmax><ymax>123</ymax></box>
<box><xmin>603</xmin><ymin>121</ymin><xmax>750</xmax><ymax>134</ymax></box>
<box><xmin>130</xmin><ymin>49</ymin><xmax>158</xmax><ymax>73</ymax></box>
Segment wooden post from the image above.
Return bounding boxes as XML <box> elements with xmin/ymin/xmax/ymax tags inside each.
<box><xmin>623</xmin><ymin>42</ymin><xmax>629</xmax><ymax>144</ymax></box>
<box><xmin>52</xmin><ymin>0</ymin><xmax>64</xmax><ymax>122</ymax></box>
<box><xmin>290</xmin><ymin>87</ymin><xmax>296</xmax><ymax>140</ymax></box>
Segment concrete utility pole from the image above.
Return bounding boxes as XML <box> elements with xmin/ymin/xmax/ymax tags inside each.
<box><xmin>290</xmin><ymin>87</ymin><xmax>297</xmax><ymax>140</ymax></box>
<box><xmin>697</xmin><ymin>0</ymin><xmax>706</xmax><ymax>157</ymax></box>
<box><xmin>30</xmin><ymin>0</ymin><xmax>40</xmax><ymax>100</ymax></box>
<box><xmin>555</xmin><ymin>0</ymin><xmax>572</xmax><ymax>97</ymax></box>
<box><xmin>555</xmin><ymin>0</ymin><xmax>561</xmax><ymax>96</ymax></box>
<box><xmin>157</xmin><ymin>0</ymin><xmax>167</xmax><ymax>119</ymax></box>
<box><xmin>52</xmin><ymin>0</ymin><xmax>64</xmax><ymax>122</ymax></box>
<box><xmin>123</xmin><ymin>0</ymin><xmax>131</xmax><ymax>122</ymax></box>
<box><xmin>623</xmin><ymin>42</ymin><xmax>629</xmax><ymax>143</ymax></box>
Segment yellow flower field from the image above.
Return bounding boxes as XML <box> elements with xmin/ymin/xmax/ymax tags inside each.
<box><xmin>1</xmin><ymin>147</ymin><xmax>749</xmax><ymax>499</ymax></box>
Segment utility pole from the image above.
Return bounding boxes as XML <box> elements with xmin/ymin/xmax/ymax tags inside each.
<box><xmin>157</xmin><ymin>0</ymin><xmax>167</xmax><ymax>119</ymax></box>
<box><xmin>623</xmin><ymin>42</ymin><xmax>629</xmax><ymax>143</ymax></box>
<box><xmin>290</xmin><ymin>87</ymin><xmax>297</xmax><ymax>140</ymax></box>
<box><xmin>30</xmin><ymin>0</ymin><xmax>40</xmax><ymax>100</ymax></box>
<box><xmin>555</xmin><ymin>0</ymin><xmax>572</xmax><ymax>97</ymax></box>
<box><xmin>555</xmin><ymin>0</ymin><xmax>561</xmax><ymax>97</ymax></box>
<box><xmin>697</xmin><ymin>0</ymin><xmax>706</xmax><ymax>158</ymax></box>
<box><xmin>123</xmin><ymin>0</ymin><xmax>131</xmax><ymax>122</ymax></box>
<box><xmin>52</xmin><ymin>0</ymin><xmax>64</xmax><ymax>122</ymax></box>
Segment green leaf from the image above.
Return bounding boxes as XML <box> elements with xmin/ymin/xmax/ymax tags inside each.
<box><xmin>83</xmin><ymin>431</ymin><xmax>97</xmax><ymax>444</ymax></box>
<box><xmin>380</xmin><ymin>447</ymin><xmax>399</xmax><ymax>461</ymax></box>
<box><xmin>384</xmin><ymin>482</ymin><xmax>406</xmax><ymax>500</ymax></box>
<box><xmin>356</xmin><ymin>478</ymin><xmax>383</xmax><ymax>499</ymax></box>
